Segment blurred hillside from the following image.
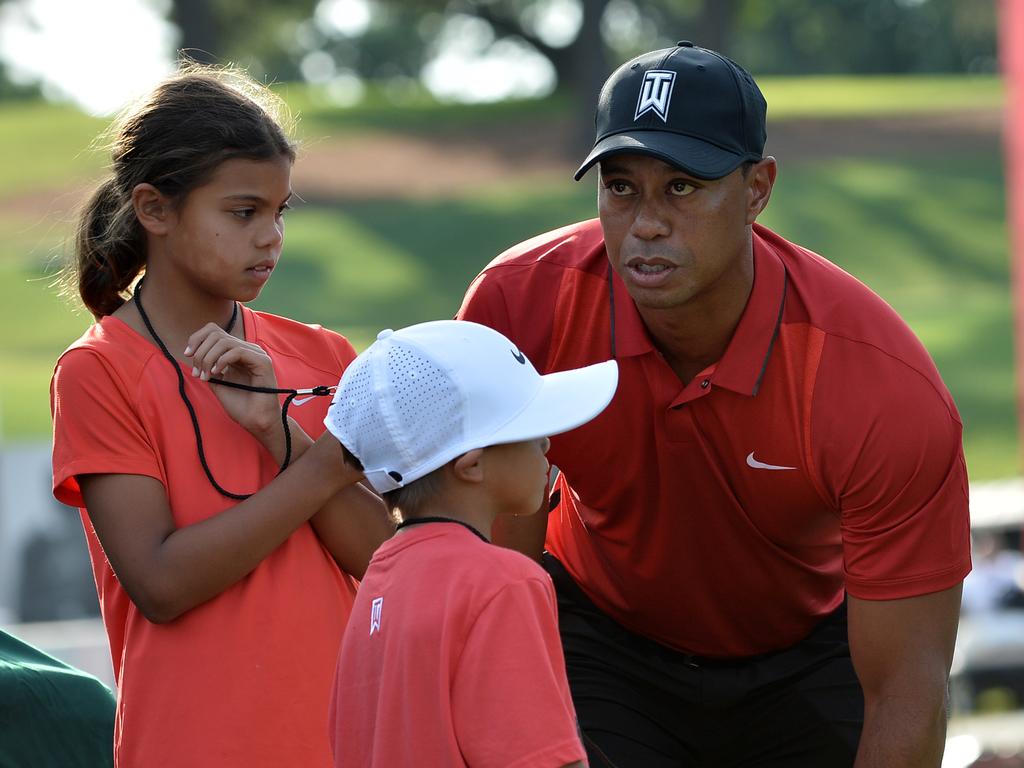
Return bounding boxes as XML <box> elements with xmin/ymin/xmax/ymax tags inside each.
<box><xmin>0</xmin><ymin>76</ymin><xmax>1015</xmax><ymax>479</ymax></box>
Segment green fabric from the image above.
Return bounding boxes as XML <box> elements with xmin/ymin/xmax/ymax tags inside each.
<box><xmin>0</xmin><ymin>630</ymin><xmax>114</xmax><ymax>768</ymax></box>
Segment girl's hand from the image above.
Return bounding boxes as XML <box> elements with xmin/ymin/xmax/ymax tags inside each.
<box><xmin>184</xmin><ymin>323</ymin><xmax>281</xmax><ymax>439</ymax></box>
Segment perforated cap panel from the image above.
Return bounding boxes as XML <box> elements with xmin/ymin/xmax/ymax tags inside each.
<box><xmin>324</xmin><ymin>320</ymin><xmax>618</xmax><ymax>495</ymax></box>
<box><xmin>325</xmin><ymin>334</ymin><xmax>462</xmax><ymax>490</ymax></box>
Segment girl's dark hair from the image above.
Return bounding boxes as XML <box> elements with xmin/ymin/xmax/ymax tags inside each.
<box><xmin>67</xmin><ymin>64</ymin><xmax>297</xmax><ymax>319</ymax></box>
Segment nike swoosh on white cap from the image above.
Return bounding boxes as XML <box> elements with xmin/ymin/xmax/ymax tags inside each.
<box><xmin>746</xmin><ymin>452</ymin><xmax>796</xmax><ymax>471</ymax></box>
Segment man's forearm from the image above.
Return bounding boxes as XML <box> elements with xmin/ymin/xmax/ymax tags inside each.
<box><xmin>855</xmin><ymin>693</ymin><xmax>948</xmax><ymax>768</ymax></box>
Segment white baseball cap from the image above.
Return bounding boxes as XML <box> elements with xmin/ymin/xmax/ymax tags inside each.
<box><xmin>324</xmin><ymin>320</ymin><xmax>618</xmax><ymax>494</ymax></box>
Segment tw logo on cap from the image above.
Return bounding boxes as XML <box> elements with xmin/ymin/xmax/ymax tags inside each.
<box><xmin>635</xmin><ymin>70</ymin><xmax>676</xmax><ymax>122</ymax></box>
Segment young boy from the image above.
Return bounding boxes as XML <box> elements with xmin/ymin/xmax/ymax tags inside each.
<box><xmin>324</xmin><ymin>320</ymin><xmax>618</xmax><ymax>768</ymax></box>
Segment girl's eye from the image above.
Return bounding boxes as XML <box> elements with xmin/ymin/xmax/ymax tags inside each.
<box><xmin>277</xmin><ymin>202</ymin><xmax>291</xmax><ymax>217</ymax></box>
<box><xmin>232</xmin><ymin>208</ymin><xmax>255</xmax><ymax>220</ymax></box>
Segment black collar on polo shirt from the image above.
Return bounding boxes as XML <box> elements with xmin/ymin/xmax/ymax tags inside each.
<box><xmin>607</xmin><ymin>228</ymin><xmax>787</xmax><ymax>397</ymax></box>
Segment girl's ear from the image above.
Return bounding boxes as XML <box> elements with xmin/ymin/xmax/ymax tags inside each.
<box><xmin>452</xmin><ymin>448</ymin><xmax>485</xmax><ymax>484</ymax></box>
<box><xmin>132</xmin><ymin>183</ymin><xmax>172</xmax><ymax>235</ymax></box>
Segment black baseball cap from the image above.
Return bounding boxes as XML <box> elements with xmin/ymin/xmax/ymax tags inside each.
<box><xmin>575</xmin><ymin>41</ymin><xmax>767</xmax><ymax>181</ymax></box>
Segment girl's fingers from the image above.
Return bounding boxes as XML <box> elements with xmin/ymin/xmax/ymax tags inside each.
<box><xmin>185</xmin><ymin>329</ymin><xmax>271</xmax><ymax>382</ymax></box>
<box><xmin>202</xmin><ymin>343</ymin><xmax>275</xmax><ymax>386</ymax></box>
<box><xmin>187</xmin><ymin>329</ymin><xmax>230</xmax><ymax>376</ymax></box>
<box><xmin>184</xmin><ymin>322</ymin><xmax>225</xmax><ymax>359</ymax></box>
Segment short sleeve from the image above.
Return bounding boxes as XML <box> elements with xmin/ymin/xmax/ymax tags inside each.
<box><xmin>322</xmin><ymin>327</ymin><xmax>358</xmax><ymax>370</ymax></box>
<box><xmin>457</xmin><ymin>270</ymin><xmax>514</xmax><ymax>332</ymax></box>
<box><xmin>451</xmin><ymin>576</ymin><xmax>586</xmax><ymax>768</ymax></box>
<box><xmin>51</xmin><ymin>349</ymin><xmax>162</xmax><ymax>507</ymax></box>
<box><xmin>813</xmin><ymin>340</ymin><xmax>972</xmax><ymax>599</ymax></box>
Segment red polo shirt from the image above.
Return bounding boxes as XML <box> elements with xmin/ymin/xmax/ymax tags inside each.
<box><xmin>458</xmin><ymin>219</ymin><xmax>971</xmax><ymax>658</ymax></box>
<box><xmin>330</xmin><ymin>524</ymin><xmax>585</xmax><ymax>768</ymax></box>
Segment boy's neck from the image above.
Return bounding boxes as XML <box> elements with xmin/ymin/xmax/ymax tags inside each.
<box><xmin>400</xmin><ymin>501</ymin><xmax>495</xmax><ymax>543</ymax></box>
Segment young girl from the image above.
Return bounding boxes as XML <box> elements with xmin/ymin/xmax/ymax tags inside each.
<box><xmin>50</xmin><ymin>65</ymin><xmax>393</xmax><ymax>767</ymax></box>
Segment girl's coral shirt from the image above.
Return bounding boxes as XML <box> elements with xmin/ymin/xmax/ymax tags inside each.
<box><xmin>51</xmin><ymin>307</ymin><xmax>358</xmax><ymax>767</ymax></box>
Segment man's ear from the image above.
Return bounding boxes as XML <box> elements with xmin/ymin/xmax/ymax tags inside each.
<box><xmin>131</xmin><ymin>183</ymin><xmax>173</xmax><ymax>235</ymax></box>
<box><xmin>452</xmin><ymin>448</ymin><xmax>485</xmax><ymax>484</ymax></box>
<box><xmin>745</xmin><ymin>157</ymin><xmax>777</xmax><ymax>225</ymax></box>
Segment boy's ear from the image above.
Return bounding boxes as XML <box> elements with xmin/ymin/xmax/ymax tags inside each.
<box><xmin>131</xmin><ymin>183</ymin><xmax>173</xmax><ymax>235</ymax></box>
<box><xmin>452</xmin><ymin>449</ymin><xmax>485</xmax><ymax>483</ymax></box>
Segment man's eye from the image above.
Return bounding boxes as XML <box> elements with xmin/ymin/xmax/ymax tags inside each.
<box><xmin>606</xmin><ymin>181</ymin><xmax>632</xmax><ymax>195</ymax></box>
<box><xmin>670</xmin><ymin>182</ymin><xmax>696</xmax><ymax>196</ymax></box>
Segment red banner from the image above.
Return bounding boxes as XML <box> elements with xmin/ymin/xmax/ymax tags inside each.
<box><xmin>1001</xmin><ymin>0</ymin><xmax>1024</xmax><ymax>471</ymax></box>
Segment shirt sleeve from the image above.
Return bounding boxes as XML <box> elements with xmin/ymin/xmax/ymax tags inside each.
<box><xmin>457</xmin><ymin>269</ymin><xmax>514</xmax><ymax>331</ymax></box>
<box><xmin>813</xmin><ymin>339</ymin><xmax>972</xmax><ymax>599</ymax></box>
<box><xmin>451</xmin><ymin>575</ymin><xmax>586</xmax><ymax>768</ymax></box>
<box><xmin>322</xmin><ymin>327</ymin><xmax>358</xmax><ymax>370</ymax></box>
<box><xmin>51</xmin><ymin>348</ymin><xmax>162</xmax><ymax>508</ymax></box>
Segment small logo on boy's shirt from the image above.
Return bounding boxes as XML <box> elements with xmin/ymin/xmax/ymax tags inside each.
<box><xmin>370</xmin><ymin>597</ymin><xmax>384</xmax><ymax>635</ymax></box>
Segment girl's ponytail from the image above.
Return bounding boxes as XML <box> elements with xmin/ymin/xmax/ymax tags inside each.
<box><xmin>72</xmin><ymin>178</ymin><xmax>146</xmax><ymax>319</ymax></box>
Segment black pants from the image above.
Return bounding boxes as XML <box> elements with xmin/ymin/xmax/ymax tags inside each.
<box><xmin>543</xmin><ymin>554</ymin><xmax>864</xmax><ymax>768</ymax></box>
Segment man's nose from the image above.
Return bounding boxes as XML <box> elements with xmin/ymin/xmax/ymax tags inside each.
<box><xmin>629</xmin><ymin>199</ymin><xmax>671</xmax><ymax>240</ymax></box>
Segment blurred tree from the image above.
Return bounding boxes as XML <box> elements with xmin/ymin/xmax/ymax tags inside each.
<box><xmin>164</xmin><ymin>0</ymin><xmax>996</xmax><ymax>102</ymax></box>
<box><xmin>0</xmin><ymin>0</ymin><xmax>996</xmax><ymax>106</ymax></box>
<box><xmin>0</xmin><ymin>59</ymin><xmax>41</xmax><ymax>101</ymax></box>
<box><xmin>169</xmin><ymin>0</ymin><xmax>319</xmax><ymax>79</ymax></box>
<box><xmin>731</xmin><ymin>0</ymin><xmax>996</xmax><ymax>75</ymax></box>
<box><xmin>277</xmin><ymin>0</ymin><xmax>993</xmax><ymax>153</ymax></box>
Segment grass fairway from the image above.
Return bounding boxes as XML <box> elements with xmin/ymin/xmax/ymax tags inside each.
<box><xmin>759</xmin><ymin>75</ymin><xmax>1003</xmax><ymax>118</ymax></box>
<box><xmin>0</xmin><ymin>102</ymin><xmax>107</xmax><ymax>197</ymax></box>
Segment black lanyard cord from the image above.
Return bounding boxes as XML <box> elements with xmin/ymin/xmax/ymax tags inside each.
<box><xmin>205</xmin><ymin>379</ymin><xmax>336</xmax><ymax>488</ymax></box>
<box><xmin>133</xmin><ymin>279</ymin><xmax>334</xmax><ymax>500</ymax></box>
<box><xmin>606</xmin><ymin>261</ymin><xmax>617</xmax><ymax>360</ymax></box>
<box><xmin>395</xmin><ymin>516</ymin><xmax>490</xmax><ymax>543</ymax></box>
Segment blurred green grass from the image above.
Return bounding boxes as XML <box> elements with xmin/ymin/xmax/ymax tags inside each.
<box><xmin>759</xmin><ymin>75</ymin><xmax>1003</xmax><ymax>118</ymax></box>
<box><xmin>0</xmin><ymin>76</ymin><xmax>1015</xmax><ymax>480</ymax></box>
<box><xmin>0</xmin><ymin>102</ymin><xmax>108</xmax><ymax>197</ymax></box>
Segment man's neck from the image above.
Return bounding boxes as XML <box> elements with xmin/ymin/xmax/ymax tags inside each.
<box><xmin>637</xmin><ymin>287</ymin><xmax>751</xmax><ymax>386</ymax></box>
<box><xmin>634</xmin><ymin>249</ymin><xmax>755</xmax><ymax>387</ymax></box>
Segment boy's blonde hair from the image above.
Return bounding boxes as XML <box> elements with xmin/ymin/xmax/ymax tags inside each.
<box><xmin>383</xmin><ymin>465</ymin><xmax>446</xmax><ymax>520</ymax></box>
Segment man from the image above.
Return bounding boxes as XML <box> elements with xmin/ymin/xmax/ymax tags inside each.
<box><xmin>458</xmin><ymin>41</ymin><xmax>970</xmax><ymax>767</ymax></box>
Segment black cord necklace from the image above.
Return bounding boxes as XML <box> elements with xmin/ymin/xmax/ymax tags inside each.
<box><xmin>395</xmin><ymin>516</ymin><xmax>489</xmax><ymax>543</ymax></box>
<box><xmin>133</xmin><ymin>278</ymin><xmax>334</xmax><ymax>500</ymax></box>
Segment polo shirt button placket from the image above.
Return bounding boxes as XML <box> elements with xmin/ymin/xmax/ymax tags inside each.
<box><xmin>700</xmin><ymin>378</ymin><xmax>710</xmax><ymax>389</ymax></box>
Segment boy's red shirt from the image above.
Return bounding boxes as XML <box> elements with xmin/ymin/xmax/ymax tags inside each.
<box><xmin>331</xmin><ymin>522</ymin><xmax>586</xmax><ymax>768</ymax></box>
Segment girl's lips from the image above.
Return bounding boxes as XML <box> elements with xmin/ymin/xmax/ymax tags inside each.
<box><xmin>248</xmin><ymin>264</ymin><xmax>274</xmax><ymax>282</ymax></box>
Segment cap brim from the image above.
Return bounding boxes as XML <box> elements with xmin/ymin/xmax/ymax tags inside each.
<box><xmin>574</xmin><ymin>131</ymin><xmax>750</xmax><ymax>181</ymax></box>
<box><xmin>333</xmin><ymin>360</ymin><xmax>619</xmax><ymax>495</ymax></box>
<box><xmin>484</xmin><ymin>360</ymin><xmax>619</xmax><ymax>447</ymax></box>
